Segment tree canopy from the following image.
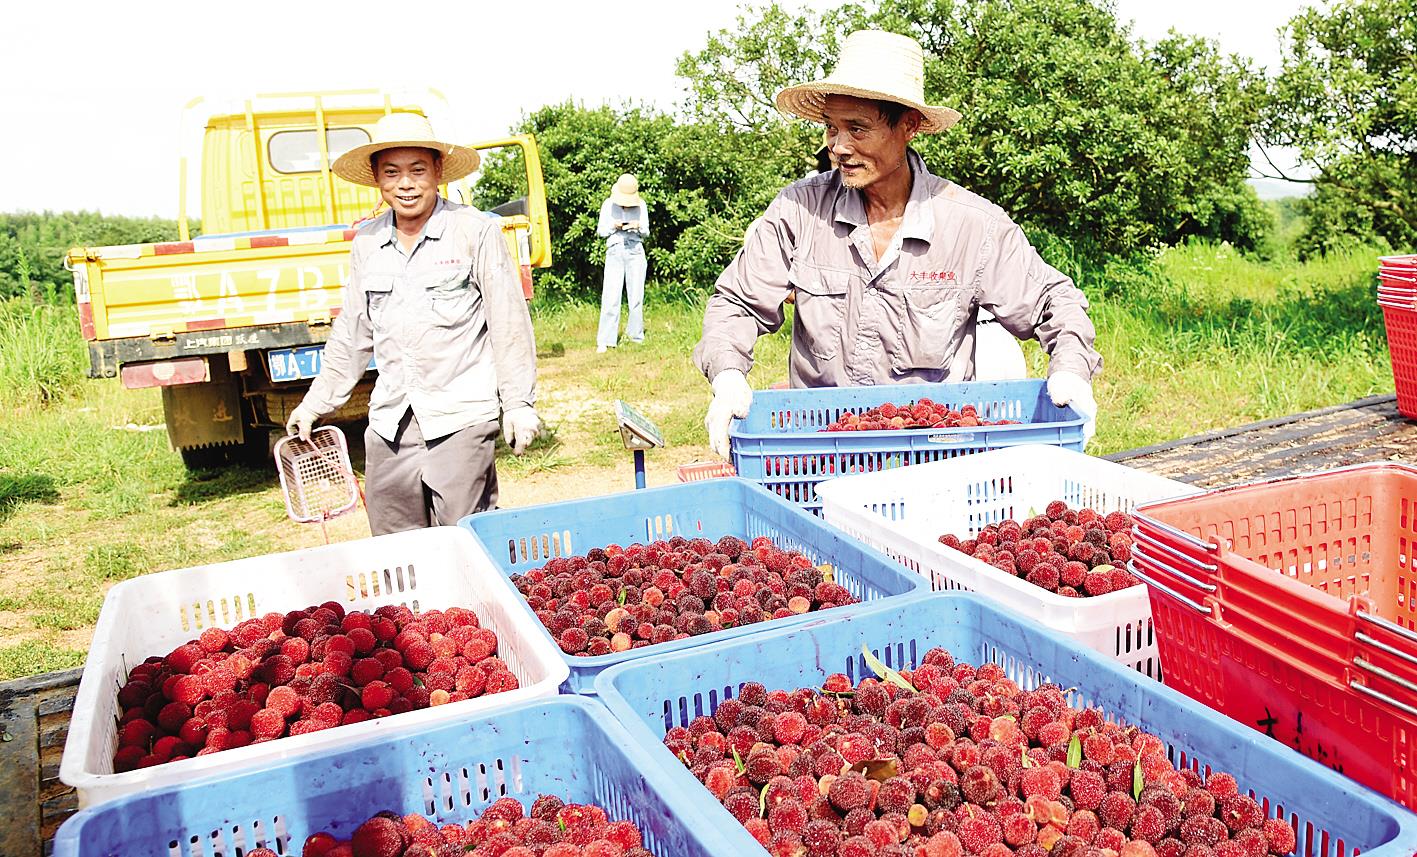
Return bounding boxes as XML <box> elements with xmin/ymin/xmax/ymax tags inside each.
<box><xmin>1262</xmin><ymin>0</ymin><xmax>1417</xmax><ymax>256</ymax></box>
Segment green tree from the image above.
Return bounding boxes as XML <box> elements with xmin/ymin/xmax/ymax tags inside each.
<box><xmin>676</xmin><ymin>1</ymin><xmax>859</xmax><ymax>134</ymax></box>
<box><xmin>0</xmin><ymin>212</ymin><xmax>188</xmax><ymax>302</ymax></box>
<box><xmin>475</xmin><ymin>103</ymin><xmax>809</xmax><ymax>303</ymax></box>
<box><xmin>1262</xmin><ymin>0</ymin><xmax>1417</xmax><ymax>256</ymax></box>
<box><xmin>678</xmin><ymin>0</ymin><xmax>1270</xmax><ymax>257</ymax></box>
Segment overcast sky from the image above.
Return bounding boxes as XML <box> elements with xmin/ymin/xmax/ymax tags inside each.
<box><xmin>2</xmin><ymin>0</ymin><xmax>1312</xmax><ymax>218</ymax></box>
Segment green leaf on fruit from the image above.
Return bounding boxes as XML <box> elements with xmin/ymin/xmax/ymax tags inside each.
<box><xmin>1021</xmin><ymin>746</ymin><xmax>1034</xmax><ymax>769</ymax></box>
<box><xmin>617</xmin><ymin>588</ymin><xmax>627</xmax><ymax>605</ymax></box>
<box><xmin>732</xmin><ymin>746</ymin><xmax>746</xmax><ymax>775</ymax></box>
<box><xmin>850</xmin><ymin>757</ymin><xmax>900</xmax><ymax>782</ymax></box>
<box><xmin>1028</xmin><ymin>507</ymin><xmax>1039</xmax><ymax>518</ymax></box>
<box><xmin>759</xmin><ymin>785</ymin><xmax>769</xmax><ymax>817</ymax></box>
<box><xmin>861</xmin><ymin>644</ymin><xmax>917</xmax><ymax>692</ymax></box>
<box><xmin>1066</xmin><ymin>735</ymin><xmax>1082</xmax><ymax>769</ymax></box>
<box><xmin>556</xmin><ymin>818</ymin><xmax>566</xmax><ymax>832</ymax></box>
<box><xmin>677</xmin><ymin>750</ymin><xmax>690</xmax><ymax>765</ymax></box>
<box><xmin>1132</xmin><ymin>758</ymin><xmax>1144</xmax><ymax>799</ymax></box>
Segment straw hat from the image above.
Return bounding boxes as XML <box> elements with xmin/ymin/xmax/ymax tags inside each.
<box><xmin>776</xmin><ymin>30</ymin><xmax>961</xmax><ymax>133</ymax></box>
<box><xmin>332</xmin><ymin>112</ymin><xmax>480</xmax><ymax>187</ymax></box>
<box><xmin>610</xmin><ymin>173</ymin><xmax>644</xmax><ymax>208</ymax></box>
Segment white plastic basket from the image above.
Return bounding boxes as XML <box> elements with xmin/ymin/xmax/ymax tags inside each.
<box><xmin>815</xmin><ymin>446</ymin><xmax>1201</xmax><ymax>676</ymax></box>
<box><xmin>61</xmin><ymin>526</ymin><xmax>569</xmax><ymax>808</ymax></box>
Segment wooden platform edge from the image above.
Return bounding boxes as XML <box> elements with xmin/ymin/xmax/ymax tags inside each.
<box><xmin>1103</xmin><ymin>394</ymin><xmax>1399</xmax><ymax>463</ymax></box>
<box><xmin>0</xmin><ymin>668</ymin><xmax>83</xmax><ymax>857</ymax></box>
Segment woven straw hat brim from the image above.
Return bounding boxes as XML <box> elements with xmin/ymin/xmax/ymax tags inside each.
<box><xmin>332</xmin><ymin>140</ymin><xmax>480</xmax><ymax>187</ymax></box>
<box><xmin>610</xmin><ymin>190</ymin><xmax>644</xmax><ymax>207</ymax></box>
<box><xmin>776</xmin><ymin>82</ymin><xmax>961</xmax><ymax>133</ymax></box>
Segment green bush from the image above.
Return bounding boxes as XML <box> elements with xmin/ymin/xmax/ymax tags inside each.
<box><xmin>476</xmin><ymin>103</ymin><xmax>808</xmax><ymax>303</ymax></box>
<box><xmin>0</xmin><ymin>212</ymin><xmax>187</xmax><ymax>302</ymax></box>
<box><xmin>0</xmin><ymin>299</ymin><xmax>88</xmax><ymax>409</ymax></box>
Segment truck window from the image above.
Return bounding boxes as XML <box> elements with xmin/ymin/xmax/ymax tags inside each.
<box><xmin>268</xmin><ymin>127</ymin><xmax>371</xmax><ymax>175</ymax></box>
<box><xmin>468</xmin><ymin>144</ymin><xmax>529</xmax><ymax>215</ymax></box>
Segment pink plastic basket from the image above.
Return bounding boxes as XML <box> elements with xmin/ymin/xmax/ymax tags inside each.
<box><xmin>273</xmin><ymin>427</ymin><xmax>360</xmax><ymax>525</ymax></box>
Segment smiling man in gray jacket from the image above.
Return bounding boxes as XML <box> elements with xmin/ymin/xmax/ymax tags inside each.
<box><xmin>288</xmin><ymin>113</ymin><xmax>541</xmax><ymax>534</ymax></box>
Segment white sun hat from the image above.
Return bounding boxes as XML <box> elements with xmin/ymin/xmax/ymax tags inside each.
<box><xmin>332</xmin><ymin>112</ymin><xmax>481</xmax><ymax>187</ymax></box>
<box><xmin>610</xmin><ymin>173</ymin><xmax>644</xmax><ymax>208</ymax></box>
<box><xmin>775</xmin><ymin>30</ymin><xmax>962</xmax><ymax>133</ymax></box>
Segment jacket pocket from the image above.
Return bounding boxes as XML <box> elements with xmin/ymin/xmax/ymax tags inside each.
<box><xmin>789</xmin><ymin>265</ymin><xmax>851</xmax><ymax>362</ymax></box>
<box><xmin>421</xmin><ymin>266</ymin><xmax>473</xmax><ymax>327</ymax></box>
<box><xmin>362</xmin><ymin>275</ymin><xmax>395</xmax><ymax>324</ymax></box>
<box><xmin>882</xmin><ymin>283</ymin><xmax>966</xmax><ymax>372</ymax></box>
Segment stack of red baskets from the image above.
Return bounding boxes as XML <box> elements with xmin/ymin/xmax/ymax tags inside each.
<box><xmin>1379</xmin><ymin>253</ymin><xmax>1417</xmax><ymax>417</ymax></box>
<box><xmin>1129</xmin><ymin>463</ymin><xmax>1417</xmax><ymax>811</ymax></box>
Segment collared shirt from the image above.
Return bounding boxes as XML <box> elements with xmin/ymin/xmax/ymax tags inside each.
<box><xmin>693</xmin><ymin>151</ymin><xmax>1102</xmax><ymax>388</ymax></box>
<box><xmin>597</xmin><ymin>199</ymin><xmax>651</xmax><ymax>250</ymax></box>
<box><xmin>302</xmin><ymin>197</ymin><xmax>536</xmax><ymax>442</ymax></box>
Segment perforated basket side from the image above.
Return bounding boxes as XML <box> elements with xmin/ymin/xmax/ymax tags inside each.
<box><xmin>726</xmin><ymin>381</ymin><xmax>1085</xmax><ymax>512</ymax></box>
<box><xmin>61</xmin><ymin>527</ymin><xmax>568</xmax><ymax>807</ymax></box>
<box><xmin>595</xmin><ymin>594</ymin><xmax>1417</xmax><ymax>857</ymax></box>
<box><xmin>459</xmin><ymin>478</ymin><xmax>928</xmax><ymax>693</ymax></box>
<box><xmin>815</xmin><ymin>446</ymin><xmax>1199</xmax><ymax>673</ymax></box>
<box><xmin>53</xmin><ymin>697</ymin><xmax>728</xmax><ymax>857</ymax></box>
<box><xmin>1382</xmin><ymin>304</ymin><xmax>1417</xmax><ymax>418</ymax></box>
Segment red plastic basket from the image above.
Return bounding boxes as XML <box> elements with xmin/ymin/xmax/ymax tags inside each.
<box><xmin>675</xmin><ymin>461</ymin><xmax>736</xmax><ymax>482</ymax></box>
<box><xmin>1382</xmin><ymin>302</ymin><xmax>1417</xmax><ymax>418</ymax></box>
<box><xmin>1144</xmin><ymin>585</ymin><xmax>1417</xmax><ymax>809</ymax></box>
<box><xmin>1131</xmin><ymin>464</ymin><xmax>1417</xmax><ymax>808</ymax></box>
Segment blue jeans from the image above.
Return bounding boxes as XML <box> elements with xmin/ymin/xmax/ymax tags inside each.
<box><xmin>598</xmin><ymin>241</ymin><xmax>645</xmax><ymax>347</ymax></box>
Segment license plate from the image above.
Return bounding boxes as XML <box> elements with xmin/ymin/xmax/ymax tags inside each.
<box><xmin>267</xmin><ymin>346</ymin><xmax>326</xmax><ymax>382</ymax></box>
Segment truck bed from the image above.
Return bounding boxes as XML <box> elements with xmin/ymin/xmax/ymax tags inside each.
<box><xmin>9</xmin><ymin>394</ymin><xmax>1413</xmax><ymax>854</ymax></box>
<box><xmin>1105</xmin><ymin>394</ymin><xmax>1414</xmax><ymax>487</ymax></box>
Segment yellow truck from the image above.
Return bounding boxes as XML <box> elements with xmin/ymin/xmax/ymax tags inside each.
<box><xmin>66</xmin><ymin>89</ymin><xmax>551</xmax><ymax>468</ymax></box>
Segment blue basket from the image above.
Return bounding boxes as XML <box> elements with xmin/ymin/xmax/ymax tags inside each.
<box><xmin>729</xmin><ymin>380</ymin><xmax>1084</xmax><ymax>513</ymax></box>
<box><xmin>52</xmin><ymin>697</ymin><xmax>729</xmax><ymax>857</ymax></box>
<box><xmin>459</xmin><ymin>478</ymin><xmax>928</xmax><ymax>694</ymax></box>
<box><xmin>594</xmin><ymin>593</ymin><xmax>1417</xmax><ymax>857</ymax></box>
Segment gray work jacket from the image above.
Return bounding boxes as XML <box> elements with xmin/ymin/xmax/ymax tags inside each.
<box><xmin>301</xmin><ymin>197</ymin><xmax>537</xmax><ymax>441</ymax></box>
<box><xmin>693</xmin><ymin>151</ymin><xmax>1102</xmax><ymax>387</ymax></box>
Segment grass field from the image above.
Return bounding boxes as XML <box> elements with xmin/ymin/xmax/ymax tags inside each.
<box><xmin>0</xmin><ymin>238</ymin><xmax>1395</xmax><ymax>678</ymax></box>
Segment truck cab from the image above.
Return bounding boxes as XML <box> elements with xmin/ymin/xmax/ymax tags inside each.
<box><xmin>68</xmin><ymin>89</ymin><xmax>551</xmax><ymax>468</ymax></box>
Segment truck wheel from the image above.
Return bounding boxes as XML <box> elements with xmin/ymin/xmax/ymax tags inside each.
<box><xmin>233</xmin><ymin>397</ymin><xmax>278</xmax><ymax>469</ymax></box>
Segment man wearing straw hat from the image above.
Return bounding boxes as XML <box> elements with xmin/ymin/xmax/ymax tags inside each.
<box><xmin>287</xmin><ymin>112</ymin><xmax>542</xmax><ymax>534</ymax></box>
<box><xmin>596</xmin><ymin>173</ymin><xmax>651</xmax><ymax>353</ymax></box>
<box><xmin>695</xmin><ymin>30</ymin><xmax>1102</xmax><ymax>459</ymax></box>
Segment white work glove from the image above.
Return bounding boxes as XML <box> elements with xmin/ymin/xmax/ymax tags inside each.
<box><xmin>502</xmin><ymin>406</ymin><xmax>542</xmax><ymax>455</ymax></box>
<box><xmin>705</xmin><ymin>369</ymin><xmax>753</xmax><ymax>460</ymax></box>
<box><xmin>1048</xmin><ymin>371</ymin><xmax>1097</xmax><ymax>448</ymax></box>
<box><xmin>286</xmin><ymin>403</ymin><xmax>321</xmax><ymax>442</ymax></box>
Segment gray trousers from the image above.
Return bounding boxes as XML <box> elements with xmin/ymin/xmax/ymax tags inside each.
<box><xmin>364</xmin><ymin>408</ymin><xmax>499</xmax><ymax>535</ymax></box>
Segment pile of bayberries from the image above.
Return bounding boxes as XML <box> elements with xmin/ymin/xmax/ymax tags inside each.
<box><xmin>937</xmin><ymin>502</ymin><xmax>1139</xmax><ymax>598</ymax></box>
<box><xmin>823</xmin><ymin>401</ymin><xmax>1016</xmax><ymax>432</ymax></box>
<box><xmin>112</xmin><ymin>602</ymin><xmax>516</xmax><ymax>771</ymax></box>
<box><xmin>244</xmin><ymin>797</ymin><xmax>655</xmax><ymax>857</ymax></box>
<box><xmin>668</xmin><ymin>654</ymin><xmax>1297</xmax><ymax>857</ymax></box>
<box><xmin>512</xmin><ymin>536</ymin><xmax>857</xmax><ymax>656</ymax></box>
